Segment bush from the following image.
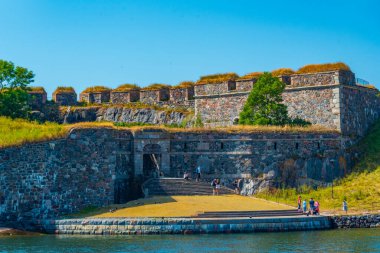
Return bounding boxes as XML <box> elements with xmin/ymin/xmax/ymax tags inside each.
<box><xmin>239</xmin><ymin>72</ymin><xmax>288</xmax><ymax>126</ymax></box>
<box><xmin>194</xmin><ymin>113</ymin><xmax>204</xmax><ymax>127</ymax></box>
<box><xmin>287</xmin><ymin>117</ymin><xmax>311</xmax><ymax>127</ymax></box>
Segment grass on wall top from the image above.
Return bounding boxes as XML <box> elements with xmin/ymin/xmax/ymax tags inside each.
<box><xmin>53</xmin><ymin>87</ymin><xmax>76</xmax><ymax>95</ymax></box>
<box><xmin>141</xmin><ymin>83</ymin><xmax>171</xmax><ymax>91</ymax></box>
<box><xmin>296</xmin><ymin>62</ymin><xmax>351</xmax><ymax>74</ymax></box>
<box><xmin>28</xmin><ymin>87</ymin><xmax>46</xmax><ymax>94</ymax></box>
<box><xmin>271</xmin><ymin>68</ymin><xmax>295</xmax><ymax>76</ymax></box>
<box><xmin>0</xmin><ymin>116</ymin><xmax>337</xmax><ymax>149</ymax></box>
<box><xmin>238</xmin><ymin>72</ymin><xmax>263</xmax><ymax>80</ymax></box>
<box><xmin>196</xmin><ymin>73</ymin><xmax>239</xmax><ymax>85</ymax></box>
<box><xmin>112</xmin><ymin>84</ymin><xmax>140</xmax><ymax>92</ymax></box>
<box><xmin>82</xmin><ymin>86</ymin><xmax>111</xmax><ymax>93</ymax></box>
<box><xmin>171</xmin><ymin>81</ymin><xmax>195</xmax><ymax>89</ymax></box>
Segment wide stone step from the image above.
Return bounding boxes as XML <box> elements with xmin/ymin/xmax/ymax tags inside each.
<box><xmin>196</xmin><ymin>210</ymin><xmax>302</xmax><ymax>218</ymax></box>
<box><xmin>143</xmin><ymin>177</ymin><xmax>234</xmax><ymax>196</ymax></box>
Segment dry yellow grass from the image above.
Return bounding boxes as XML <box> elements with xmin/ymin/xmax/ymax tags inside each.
<box><xmin>112</xmin><ymin>84</ymin><xmax>140</xmax><ymax>92</ymax></box>
<box><xmin>238</xmin><ymin>72</ymin><xmax>263</xmax><ymax>80</ymax></box>
<box><xmin>90</xmin><ymin>195</ymin><xmax>291</xmax><ymax>218</ymax></box>
<box><xmin>171</xmin><ymin>81</ymin><xmax>195</xmax><ymax>89</ymax></box>
<box><xmin>53</xmin><ymin>86</ymin><xmax>76</xmax><ymax>95</ymax></box>
<box><xmin>196</xmin><ymin>73</ymin><xmax>239</xmax><ymax>85</ymax></box>
<box><xmin>82</xmin><ymin>86</ymin><xmax>111</xmax><ymax>93</ymax></box>
<box><xmin>28</xmin><ymin>87</ymin><xmax>46</xmax><ymax>93</ymax></box>
<box><xmin>271</xmin><ymin>68</ymin><xmax>295</xmax><ymax>76</ymax></box>
<box><xmin>141</xmin><ymin>84</ymin><xmax>171</xmax><ymax>91</ymax></box>
<box><xmin>296</xmin><ymin>62</ymin><xmax>351</xmax><ymax>74</ymax></box>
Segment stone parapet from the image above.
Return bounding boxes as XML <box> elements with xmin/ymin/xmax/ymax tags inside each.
<box><xmin>80</xmin><ymin>91</ymin><xmax>111</xmax><ymax>104</ymax></box>
<box><xmin>110</xmin><ymin>90</ymin><xmax>140</xmax><ymax>104</ymax></box>
<box><xmin>289</xmin><ymin>70</ymin><xmax>355</xmax><ymax>88</ymax></box>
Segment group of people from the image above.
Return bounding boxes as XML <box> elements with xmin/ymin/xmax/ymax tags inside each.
<box><xmin>183</xmin><ymin>166</ymin><xmax>202</xmax><ymax>182</ymax></box>
<box><xmin>297</xmin><ymin>196</ymin><xmax>320</xmax><ymax>216</ymax></box>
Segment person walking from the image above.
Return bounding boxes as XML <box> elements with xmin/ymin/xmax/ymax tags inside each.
<box><xmin>297</xmin><ymin>195</ymin><xmax>302</xmax><ymax>211</ymax></box>
<box><xmin>343</xmin><ymin>199</ymin><xmax>348</xmax><ymax>214</ymax></box>
<box><xmin>308</xmin><ymin>198</ymin><xmax>315</xmax><ymax>216</ymax></box>
<box><xmin>302</xmin><ymin>199</ymin><xmax>307</xmax><ymax>213</ymax></box>
<box><xmin>215</xmin><ymin>178</ymin><xmax>221</xmax><ymax>196</ymax></box>
<box><xmin>195</xmin><ymin>166</ymin><xmax>201</xmax><ymax>182</ymax></box>
<box><xmin>211</xmin><ymin>178</ymin><xmax>217</xmax><ymax>195</ymax></box>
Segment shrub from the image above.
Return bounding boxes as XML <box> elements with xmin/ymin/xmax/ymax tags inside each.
<box><xmin>238</xmin><ymin>72</ymin><xmax>263</xmax><ymax>80</ymax></box>
<box><xmin>296</xmin><ymin>62</ymin><xmax>351</xmax><ymax>74</ymax></box>
<box><xmin>239</xmin><ymin>72</ymin><xmax>288</xmax><ymax>126</ymax></box>
<box><xmin>82</xmin><ymin>86</ymin><xmax>111</xmax><ymax>93</ymax></box>
<box><xmin>287</xmin><ymin>117</ymin><xmax>311</xmax><ymax>127</ymax></box>
<box><xmin>113</xmin><ymin>84</ymin><xmax>140</xmax><ymax>92</ymax></box>
<box><xmin>196</xmin><ymin>73</ymin><xmax>239</xmax><ymax>85</ymax></box>
<box><xmin>271</xmin><ymin>68</ymin><xmax>295</xmax><ymax>76</ymax></box>
<box><xmin>194</xmin><ymin>113</ymin><xmax>204</xmax><ymax>127</ymax></box>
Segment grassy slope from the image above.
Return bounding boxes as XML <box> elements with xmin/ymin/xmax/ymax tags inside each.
<box><xmin>257</xmin><ymin>120</ymin><xmax>380</xmax><ymax>214</ymax></box>
<box><xmin>0</xmin><ymin>117</ymin><xmax>67</xmax><ymax>148</ymax></box>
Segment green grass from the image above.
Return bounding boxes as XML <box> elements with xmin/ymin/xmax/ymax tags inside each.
<box><xmin>257</xmin><ymin>120</ymin><xmax>380</xmax><ymax>214</ymax></box>
<box><xmin>0</xmin><ymin>117</ymin><xmax>67</xmax><ymax>148</ymax></box>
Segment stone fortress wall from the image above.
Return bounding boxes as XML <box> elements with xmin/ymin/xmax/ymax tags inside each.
<box><xmin>0</xmin><ymin>128</ymin><xmax>354</xmax><ymax>222</ymax></box>
<box><xmin>29</xmin><ymin>69</ymin><xmax>380</xmax><ymax>137</ymax></box>
<box><xmin>194</xmin><ymin>70</ymin><xmax>380</xmax><ymax>137</ymax></box>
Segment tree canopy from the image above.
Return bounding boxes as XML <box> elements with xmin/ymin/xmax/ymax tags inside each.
<box><xmin>239</xmin><ymin>72</ymin><xmax>288</xmax><ymax>125</ymax></box>
<box><xmin>0</xmin><ymin>60</ymin><xmax>35</xmax><ymax>119</ymax></box>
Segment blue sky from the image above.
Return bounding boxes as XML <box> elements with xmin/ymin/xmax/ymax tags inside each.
<box><xmin>1</xmin><ymin>0</ymin><xmax>379</xmax><ymax>96</ymax></box>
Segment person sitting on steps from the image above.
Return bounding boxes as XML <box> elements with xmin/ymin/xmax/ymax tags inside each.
<box><xmin>183</xmin><ymin>171</ymin><xmax>190</xmax><ymax>180</ymax></box>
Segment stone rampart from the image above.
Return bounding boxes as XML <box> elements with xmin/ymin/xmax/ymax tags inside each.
<box><xmin>0</xmin><ymin>128</ymin><xmax>354</xmax><ymax>223</ymax></box>
<box><xmin>0</xmin><ymin>128</ymin><xmax>134</xmax><ymax>223</ymax></box>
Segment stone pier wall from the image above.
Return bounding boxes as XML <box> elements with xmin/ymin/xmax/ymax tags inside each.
<box><xmin>332</xmin><ymin>214</ymin><xmax>380</xmax><ymax>229</ymax></box>
<box><xmin>41</xmin><ymin>216</ymin><xmax>332</xmax><ymax>234</ymax></box>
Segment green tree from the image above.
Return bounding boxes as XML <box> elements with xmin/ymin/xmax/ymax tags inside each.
<box><xmin>0</xmin><ymin>60</ymin><xmax>35</xmax><ymax>119</ymax></box>
<box><xmin>239</xmin><ymin>72</ymin><xmax>288</xmax><ymax>125</ymax></box>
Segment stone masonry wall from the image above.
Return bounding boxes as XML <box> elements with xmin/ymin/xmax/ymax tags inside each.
<box><xmin>289</xmin><ymin>70</ymin><xmax>355</xmax><ymax>88</ymax></box>
<box><xmin>340</xmin><ymin>86</ymin><xmax>380</xmax><ymax>137</ymax></box>
<box><xmin>53</xmin><ymin>93</ymin><xmax>77</xmax><ymax>106</ymax></box>
<box><xmin>0</xmin><ymin>128</ymin><xmax>133</xmax><ymax>223</ymax></box>
<box><xmin>167</xmin><ymin>131</ymin><xmax>351</xmax><ymax>189</ymax></box>
<box><xmin>0</xmin><ymin>128</ymin><xmax>353</xmax><ymax>224</ymax></box>
<box><xmin>282</xmin><ymin>86</ymin><xmax>340</xmax><ymax>130</ymax></box>
<box><xmin>110</xmin><ymin>90</ymin><xmax>140</xmax><ymax>104</ymax></box>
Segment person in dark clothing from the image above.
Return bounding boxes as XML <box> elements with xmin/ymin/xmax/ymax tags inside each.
<box><xmin>307</xmin><ymin>198</ymin><xmax>315</xmax><ymax>216</ymax></box>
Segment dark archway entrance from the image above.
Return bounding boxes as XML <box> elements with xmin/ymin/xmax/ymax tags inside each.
<box><xmin>143</xmin><ymin>144</ymin><xmax>162</xmax><ymax>178</ymax></box>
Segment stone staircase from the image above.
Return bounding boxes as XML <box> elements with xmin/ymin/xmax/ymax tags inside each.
<box><xmin>142</xmin><ymin>178</ymin><xmax>234</xmax><ymax>196</ymax></box>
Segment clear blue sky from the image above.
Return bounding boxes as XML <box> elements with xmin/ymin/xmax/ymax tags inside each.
<box><xmin>1</xmin><ymin>0</ymin><xmax>379</xmax><ymax>96</ymax></box>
